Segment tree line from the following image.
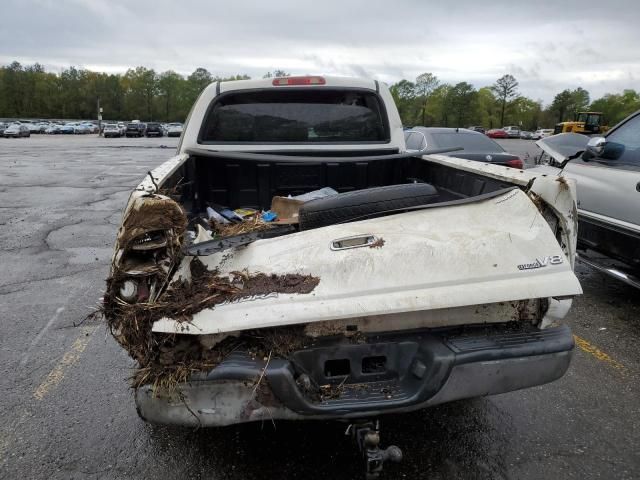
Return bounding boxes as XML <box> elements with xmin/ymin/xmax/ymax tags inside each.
<box><xmin>1</xmin><ymin>61</ymin><xmax>639</xmax><ymax>129</ymax></box>
<box><xmin>0</xmin><ymin>61</ymin><xmax>261</xmax><ymax>122</ymax></box>
<box><xmin>390</xmin><ymin>73</ymin><xmax>640</xmax><ymax>130</ymax></box>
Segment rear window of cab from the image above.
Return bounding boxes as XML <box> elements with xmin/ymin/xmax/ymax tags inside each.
<box><xmin>198</xmin><ymin>89</ymin><xmax>389</xmax><ymax>144</ymax></box>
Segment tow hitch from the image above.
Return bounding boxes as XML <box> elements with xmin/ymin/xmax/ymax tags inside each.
<box><xmin>346</xmin><ymin>420</ymin><xmax>403</xmax><ymax>479</ymax></box>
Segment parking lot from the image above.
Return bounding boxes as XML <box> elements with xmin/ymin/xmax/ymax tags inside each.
<box><xmin>1</xmin><ymin>135</ymin><xmax>639</xmax><ymax>480</ymax></box>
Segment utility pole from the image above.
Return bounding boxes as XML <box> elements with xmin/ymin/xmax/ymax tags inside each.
<box><xmin>97</xmin><ymin>97</ymin><xmax>103</xmax><ymax>136</ymax></box>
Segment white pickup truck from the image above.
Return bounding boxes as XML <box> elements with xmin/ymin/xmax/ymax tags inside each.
<box><xmin>107</xmin><ymin>75</ymin><xmax>582</xmax><ymax>475</ymax></box>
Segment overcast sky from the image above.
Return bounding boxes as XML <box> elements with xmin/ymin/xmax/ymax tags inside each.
<box><xmin>1</xmin><ymin>0</ymin><xmax>638</xmax><ymax>104</ymax></box>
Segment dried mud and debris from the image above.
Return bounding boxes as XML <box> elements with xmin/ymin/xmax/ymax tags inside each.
<box><xmin>106</xmin><ymin>256</ymin><xmax>319</xmax><ymax>389</ymax></box>
<box><xmin>104</xmin><ymin>193</ymin><xmax>320</xmax><ymax>390</ymax></box>
<box><xmin>369</xmin><ymin>237</ymin><xmax>385</xmax><ymax>249</ymax></box>
<box><xmin>209</xmin><ymin>215</ymin><xmax>275</xmax><ymax>237</ymax></box>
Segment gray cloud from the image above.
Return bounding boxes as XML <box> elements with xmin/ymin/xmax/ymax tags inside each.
<box><xmin>1</xmin><ymin>0</ymin><xmax>638</xmax><ymax>103</ymax></box>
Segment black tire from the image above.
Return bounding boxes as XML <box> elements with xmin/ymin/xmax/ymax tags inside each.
<box><xmin>298</xmin><ymin>183</ymin><xmax>439</xmax><ymax>230</ymax></box>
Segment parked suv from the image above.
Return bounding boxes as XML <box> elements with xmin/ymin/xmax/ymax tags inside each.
<box><xmin>145</xmin><ymin>122</ymin><xmax>164</xmax><ymax>137</ymax></box>
<box><xmin>125</xmin><ymin>123</ymin><xmax>145</xmax><ymax>138</ymax></box>
<box><xmin>103</xmin><ymin>124</ymin><xmax>121</xmax><ymax>138</ymax></box>
<box><xmin>502</xmin><ymin>126</ymin><xmax>521</xmax><ymax>138</ymax></box>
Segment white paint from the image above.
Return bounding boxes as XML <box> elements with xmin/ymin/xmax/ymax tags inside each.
<box><xmin>153</xmin><ymin>189</ymin><xmax>582</xmax><ymax>335</ymax></box>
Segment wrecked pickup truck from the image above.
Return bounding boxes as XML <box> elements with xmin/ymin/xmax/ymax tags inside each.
<box><xmin>106</xmin><ymin>75</ymin><xmax>582</xmax><ymax>476</ymax></box>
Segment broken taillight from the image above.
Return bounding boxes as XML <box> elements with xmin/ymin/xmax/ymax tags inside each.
<box><xmin>272</xmin><ymin>76</ymin><xmax>326</xmax><ymax>86</ymax></box>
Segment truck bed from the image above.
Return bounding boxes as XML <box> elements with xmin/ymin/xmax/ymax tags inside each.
<box><xmin>164</xmin><ymin>151</ymin><xmax>517</xmax><ymax>216</ymax></box>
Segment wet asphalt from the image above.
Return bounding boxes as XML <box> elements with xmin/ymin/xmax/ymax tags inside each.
<box><xmin>0</xmin><ymin>136</ymin><xmax>638</xmax><ymax>480</ymax></box>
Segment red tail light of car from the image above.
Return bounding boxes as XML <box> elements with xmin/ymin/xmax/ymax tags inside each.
<box><xmin>506</xmin><ymin>158</ymin><xmax>524</xmax><ymax>169</ymax></box>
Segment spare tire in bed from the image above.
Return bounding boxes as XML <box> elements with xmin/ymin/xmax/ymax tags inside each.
<box><xmin>298</xmin><ymin>183</ymin><xmax>439</xmax><ymax>230</ymax></box>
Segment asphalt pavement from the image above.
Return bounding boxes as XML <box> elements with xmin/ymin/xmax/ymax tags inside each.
<box><xmin>0</xmin><ymin>136</ymin><xmax>638</xmax><ymax>480</ymax></box>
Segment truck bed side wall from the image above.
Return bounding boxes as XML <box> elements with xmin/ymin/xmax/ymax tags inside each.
<box><xmin>168</xmin><ymin>155</ymin><xmax>519</xmax><ymax>213</ymax></box>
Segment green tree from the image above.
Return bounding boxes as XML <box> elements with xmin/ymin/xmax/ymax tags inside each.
<box><xmin>415</xmin><ymin>73</ymin><xmax>439</xmax><ymax>126</ymax></box>
<box><xmin>491</xmin><ymin>74</ymin><xmax>519</xmax><ymax>126</ymax></box>
<box><xmin>183</xmin><ymin>67</ymin><xmax>213</xmax><ymax>112</ymax></box>
<box><xmin>590</xmin><ymin>89</ymin><xmax>640</xmax><ymax>126</ymax></box>
<box><xmin>549</xmin><ymin>89</ymin><xmax>573</xmax><ymax>123</ymax></box>
<box><xmin>389</xmin><ymin>80</ymin><xmax>418</xmax><ymax>125</ymax></box>
<box><xmin>157</xmin><ymin>71</ymin><xmax>185</xmax><ymax>121</ymax></box>
<box><xmin>424</xmin><ymin>84</ymin><xmax>454</xmax><ymax>127</ymax></box>
<box><xmin>569</xmin><ymin>87</ymin><xmax>590</xmax><ymax>116</ymax></box>
<box><xmin>511</xmin><ymin>96</ymin><xmax>543</xmax><ymax>130</ymax></box>
<box><xmin>476</xmin><ymin>87</ymin><xmax>499</xmax><ymax>128</ymax></box>
<box><xmin>0</xmin><ymin>61</ymin><xmax>26</xmax><ymax>116</ymax></box>
<box><xmin>448</xmin><ymin>82</ymin><xmax>477</xmax><ymax>127</ymax></box>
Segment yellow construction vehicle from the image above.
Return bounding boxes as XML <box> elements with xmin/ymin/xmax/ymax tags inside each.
<box><xmin>554</xmin><ymin>111</ymin><xmax>609</xmax><ymax>135</ymax></box>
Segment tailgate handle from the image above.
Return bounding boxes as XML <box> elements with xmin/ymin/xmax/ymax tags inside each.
<box><xmin>330</xmin><ymin>235</ymin><xmax>377</xmax><ymax>251</ymax></box>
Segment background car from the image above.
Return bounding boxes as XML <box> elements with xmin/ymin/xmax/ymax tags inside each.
<box><xmin>20</xmin><ymin>122</ymin><xmax>40</xmax><ymax>134</ymax></box>
<box><xmin>45</xmin><ymin>124</ymin><xmax>61</xmax><ymax>134</ymax></box>
<box><xmin>103</xmin><ymin>123</ymin><xmax>121</xmax><ymax>138</ymax></box>
<box><xmin>166</xmin><ymin>123</ymin><xmax>183</xmax><ymax>137</ymax></box>
<box><xmin>486</xmin><ymin>128</ymin><xmax>508</xmax><ymax>139</ymax></box>
<box><xmin>0</xmin><ymin>122</ymin><xmax>8</xmax><ymax>135</ymax></box>
<box><xmin>532</xmin><ymin>129</ymin><xmax>554</xmax><ymax>139</ymax></box>
<box><xmin>59</xmin><ymin>124</ymin><xmax>75</xmax><ymax>134</ymax></box>
<box><xmin>502</xmin><ymin>125</ymin><xmax>521</xmax><ymax>138</ymax></box>
<box><xmin>145</xmin><ymin>122</ymin><xmax>164</xmax><ymax>137</ymax></box>
<box><xmin>531</xmin><ymin>111</ymin><xmax>640</xmax><ymax>287</ymax></box>
<box><xmin>405</xmin><ymin>127</ymin><xmax>523</xmax><ymax>168</ymax></box>
<box><xmin>167</xmin><ymin>123</ymin><xmax>182</xmax><ymax>137</ymax></box>
<box><xmin>4</xmin><ymin>124</ymin><xmax>31</xmax><ymax>138</ymax></box>
<box><xmin>467</xmin><ymin>125</ymin><xmax>485</xmax><ymax>133</ymax></box>
<box><xmin>117</xmin><ymin>123</ymin><xmax>127</xmax><ymax>135</ymax></box>
<box><xmin>81</xmin><ymin>123</ymin><xmax>98</xmax><ymax>134</ymax></box>
<box><xmin>520</xmin><ymin>131</ymin><xmax>533</xmax><ymax>139</ymax></box>
<box><xmin>125</xmin><ymin>122</ymin><xmax>145</xmax><ymax>137</ymax></box>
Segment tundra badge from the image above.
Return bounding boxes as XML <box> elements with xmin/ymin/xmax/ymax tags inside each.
<box><xmin>518</xmin><ymin>255</ymin><xmax>563</xmax><ymax>270</ymax></box>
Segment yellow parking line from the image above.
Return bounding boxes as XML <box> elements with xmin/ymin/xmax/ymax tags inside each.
<box><xmin>33</xmin><ymin>326</ymin><xmax>96</xmax><ymax>400</ymax></box>
<box><xmin>573</xmin><ymin>334</ymin><xmax>626</xmax><ymax>372</ymax></box>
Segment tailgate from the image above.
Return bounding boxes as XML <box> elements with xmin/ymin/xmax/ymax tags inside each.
<box><xmin>153</xmin><ymin>188</ymin><xmax>582</xmax><ymax>334</ymax></box>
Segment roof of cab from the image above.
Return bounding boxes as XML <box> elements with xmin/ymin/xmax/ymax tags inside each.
<box><xmin>217</xmin><ymin>75</ymin><xmax>378</xmax><ymax>94</ymax></box>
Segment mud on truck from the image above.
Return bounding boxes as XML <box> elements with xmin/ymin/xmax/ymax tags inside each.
<box><xmin>105</xmin><ymin>75</ymin><xmax>582</xmax><ymax>478</ymax></box>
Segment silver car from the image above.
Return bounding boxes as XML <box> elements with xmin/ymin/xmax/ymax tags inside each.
<box><xmin>532</xmin><ymin>111</ymin><xmax>640</xmax><ymax>287</ymax></box>
<box><xmin>502</xmin><ymin>125</ymin><xmax>521</xmax><ymax>138</ymax></box>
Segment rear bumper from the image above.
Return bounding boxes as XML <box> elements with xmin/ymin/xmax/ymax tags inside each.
<box><xmin>136</xmin><ymin>325</ymin><xmax>574</xmax><ymax>427</ymax></box>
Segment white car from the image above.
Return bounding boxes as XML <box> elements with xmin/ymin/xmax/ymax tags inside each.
<box><xmin>3</xmin><ymin>124</ymin><xmax>31</xmax><ymax>138</ymax></box>
<box><xmin>45</xmin><ymin>124</ymin><xmax>61</xmax><ymax>134</ymax></box>
<box><xmin>103</xmin><ymin>124</ymin><xmax>121</xmax><ymax>138</ymax></box>
<box><xmin>532</xmin><ymin>129</ymin><xmax>554</xmax><ymax>140</ymax></box>
<box><xmin>82</xmin><ymin>123</ymin><xmax>99</xmax><ymax>134</ymax></box>
<box><xmin>502</xmin><ymin>125</ymin><xmax>521</xmax><ymax>138</ymax></box>
<box><xmin>166</xmin><ymin>123</ymin><xmax>183</xmax><ymax>137</ymax></box>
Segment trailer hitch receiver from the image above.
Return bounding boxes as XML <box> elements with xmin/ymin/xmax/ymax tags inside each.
<box><xmin>347</xmin><ymin>420</ymin><xmax>403</xmax><ymax>479</ymax></box>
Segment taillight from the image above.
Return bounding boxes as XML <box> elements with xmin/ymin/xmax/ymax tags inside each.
<box><xmin>272</xmin><ymin>76</ymin><xmax>326</xmax><ymax>86</ymax></box>
<box><xmin>506</xmin><ymin>158</ymin><xmax>524</xmax><ymax>169</ymax></box>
